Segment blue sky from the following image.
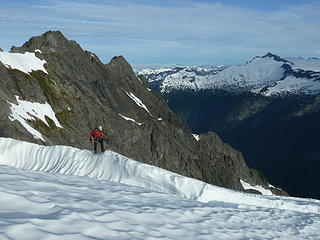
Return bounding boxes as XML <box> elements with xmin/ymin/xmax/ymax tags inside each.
<box><xmin>0</xmin><ymin>0</ymin><xmax>319</xmax><ymax>67</ymax></box>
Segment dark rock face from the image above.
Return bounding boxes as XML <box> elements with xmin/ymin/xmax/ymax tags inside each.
<box><xmin>262</xmin><ymin>52</ymin><xmax>292</xmax><ymax>63</ymax></box>
<box><xmin>0</xmin><ymin>31</ymin><xmax>285</xmax><ymax>195</ymax></box>
<box><xmin>280</xmin><ymin>64</ymin><xmax>320</xmax><ymax>81</ymax></box>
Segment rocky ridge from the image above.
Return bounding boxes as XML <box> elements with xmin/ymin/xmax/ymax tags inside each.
<box><xmin>0</xmin><ymin>31</ymin><xmax>285</xmax><ymax>195</ymax></box>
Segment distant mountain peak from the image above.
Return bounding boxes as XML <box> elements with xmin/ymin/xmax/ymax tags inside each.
<box><xmin>263</xmin><ymin>52</ymin><xmax>278</xmax><ymax>58</ymax></box>
<box><xmin>261</xmin><ymin>52</ymin><xmax>291</xmax><ymax>63</ymax></box>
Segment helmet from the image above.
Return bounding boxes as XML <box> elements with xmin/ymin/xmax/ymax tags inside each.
<box><xmin>98</xmin><ymin>125</ymin><xmax>102</xmax><ymax>131</ymax></box>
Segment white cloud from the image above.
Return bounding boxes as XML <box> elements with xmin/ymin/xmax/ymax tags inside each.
<box><xmin>288</xmin><ymin>3</ymin><xmax>320</xmax><ymax>19</ymax></box>
<box><xmin>0</xmin><ymin>0</ymin><xmax>319</xmax><ymax>65</ymax></box>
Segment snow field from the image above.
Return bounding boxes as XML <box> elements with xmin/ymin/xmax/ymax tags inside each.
<box><xmin>158</xmin><ymin>56</ymin><xmax>286</xmax><ymax>93</ymax></box>
<box><xmin>1</xmin><ymin>165</ymin><xmax>320</xmax><ymax>240</ymax></box>
<box><xmin>258</xmin><ymin>76</ymin><xmax>320</xmax><ymax>96</ymax></box>
<box><xmin>212</xmin><ymin>56</ymin><xmax>286</xmax><ymax>88</ymax></box>
<box><xmin>287</xmin><ymin>57</ymin><xmax>320</xmax><ymax>72</ymax></box>
<box><xmin>0</xmin><ymin>138</ymin><xmax>320</xmax><ymax>239</ymax></box>
<box><xmin>0</xmin><ymin>138</ymin><xmax>319</xmax><ymax>215</ymax></box>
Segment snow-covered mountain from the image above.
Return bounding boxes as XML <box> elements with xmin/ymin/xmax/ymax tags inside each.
<box><xmin>1</xmin><ymin>138</ymin><xmax>319</xmax><ymax>239</ymax></box>
<box><xmin>138</xmin><ymin>53</ymin><xmax>320</xmax><ymax>200</ymax></box>
<box><xmin>138</xmin><ymin>53</ymin><xmax>320</xmax><ymax>96</ymax></box>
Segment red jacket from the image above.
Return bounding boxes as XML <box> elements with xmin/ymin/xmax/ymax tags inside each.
<box><xmin>90</xmin><ymin>129</ymin><xmax>104</xmax><ymax>139</ymax></box>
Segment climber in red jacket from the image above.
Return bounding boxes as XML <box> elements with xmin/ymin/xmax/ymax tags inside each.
<box><xmin>89</xmin><ymin>125</ymin><xmax>104</xmax><ymax>153</ymax></box>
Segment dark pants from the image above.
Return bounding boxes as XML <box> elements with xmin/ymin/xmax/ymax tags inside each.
<box><xmin>94</xmin><ymin>138</ymin><xmax>104</xmax><ymax>153</ymax></box>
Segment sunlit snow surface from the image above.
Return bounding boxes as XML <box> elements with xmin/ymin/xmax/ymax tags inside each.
<box><xmin>0</xmin><ymin>138</ymin><xmax>320</xmax><ymax>239</ymax></box>
<box><xmin>256</xmin><ymin>76</ymin><xmax>320</xmax><ymax>96</ymax></box>
<box><xmin>0</xmin><ymin>50</ymin><xmax>48</xmax><ymax>74</ymax></box>
<box><xmin>142</xmin><ymin>57</ymin><xmax>286</xmax><ymax>93</ymax></box>
<box><xmin>0</xmin><ymin>165</ymin><xmax>319</xmax><ymax>240</ymax></box>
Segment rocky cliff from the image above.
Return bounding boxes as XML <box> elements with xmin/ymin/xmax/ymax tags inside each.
<box><xmin>0</xmin><ymin>31</ymin><xmax>286</xmax><ymax>195</ymax></box>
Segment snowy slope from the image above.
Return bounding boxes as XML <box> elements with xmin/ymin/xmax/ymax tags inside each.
<box><xmin>0</xmin><ymin>138</ymin><xmax>320</xmax><ymax>239</ymax></box>
<box><xmin>287</xmin><ymin>57</ymin><xmax>320</xmax><ymax>72</ymax></box>
<box><xmin>160</xmin><ymin>57</ymin><xmax>286</xmax><ymax>92</ymax></box>
<box><xmin>1</xmin><ymin>165</ymin><xmax>320</xmax><ymax>240</ymax></box>
<box><xmin>139</xmin><ymin>54</ymin><xmax>320</xmax><ymax>96</ymax></box>
<box><xmin>0</xmin><ymin>138</ymin><xmax>319</xmax><ymax>212</ymax></box>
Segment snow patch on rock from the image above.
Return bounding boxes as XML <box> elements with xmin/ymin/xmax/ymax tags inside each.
<box><xmin>118</xmin><ymin>114</ymin><xmax>143</xmax><ymax>126</ymax></box>
<box><xmin>240</xmin><ymin>179</ymin><xmax>273</xmax><ymax>195</ymax></box>
<box><xmin>0</xmin><ymin>51</ymin><xmax>48</xmax><ymax>74</ymax></box>
<box><xmin>124</xmin><ymin>91</ymin><xmax>151</xmax><ymax>115</ymax></box>
<box><xmin>192</xmin><ymin>134</ymin><xmax>200</xmax><ymax>141</ymax></box>
<box><xmin>7</xmin><ymin>96</ymin><xmax>63</xmax><ymax>141</ymax></box>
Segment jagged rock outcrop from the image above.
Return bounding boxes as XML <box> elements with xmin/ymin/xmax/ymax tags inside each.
<box><xmin>0</xmin><ymin>31</ymin><xmax>286</xmax><ymax>195</ymax></box>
